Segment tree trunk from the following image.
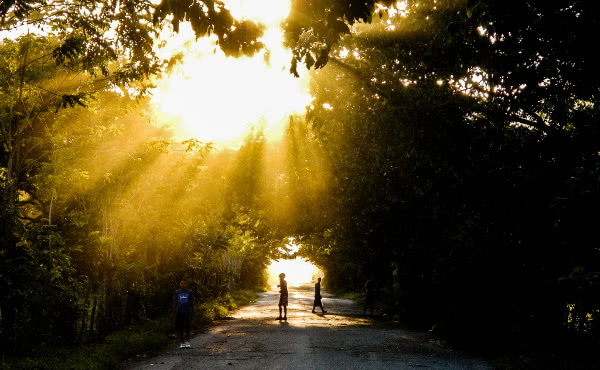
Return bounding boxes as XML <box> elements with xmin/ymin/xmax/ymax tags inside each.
<box><xmin>89</xmin><ymin>296</ymin><xmax>97</xmax><ymax>339</ymax></box>
<box><xmin>79</xmin><ymin>292</ymin><xmax>90</xmax><ymax>341</ymax></box>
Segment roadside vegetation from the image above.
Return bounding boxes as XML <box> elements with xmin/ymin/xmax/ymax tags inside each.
<box><xmin>0</xmin><ymin>290</ymin><xmax>257</xmax><ymax>370</ymax></box>
<box><xmin>2</xmin><ymin>1</ymin><xmax>599</xmax><ymax>369</ymax></box>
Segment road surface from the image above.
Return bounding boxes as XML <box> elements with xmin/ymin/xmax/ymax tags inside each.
<box><xmin>124</xmin><ymin>284</ymin><xmax>491</xmax><ymax>369</ymax></box>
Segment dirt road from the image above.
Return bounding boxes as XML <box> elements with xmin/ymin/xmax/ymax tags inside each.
<box><xmin>124</xmin><ymin>284</ymin><xmax>491</xmax><ymax>369</ymax></box>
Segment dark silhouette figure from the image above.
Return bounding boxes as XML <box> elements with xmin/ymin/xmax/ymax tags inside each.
<box><xmin>277</xmin><ymin>273</ymin><xmax>288</xmax><ymax>320</ymax></box>
<box><xmin>173</xmin><ymin>278</ymin><xmax>194</xmax><ymax>348</ymax></box>
<box><xmin>363</xmin><ymin>278</ymin><xmax>375</xmax><ymax>316</ymax></box>
<box><xmin>312</xmin><ymin>277</ymin><xmax>327</xmax><ymax>313</ymax></box>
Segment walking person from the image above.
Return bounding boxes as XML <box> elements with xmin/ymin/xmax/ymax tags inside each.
<box><xmin>312</xmin><ymin>277</ymin><xmax>327</xmax><ymax>313</ymax></box>
<box><xmin>173</xmin><ymin>277</ymin><xmax>194</xmax><ymax>348</ymax></box>
<box><xmin>363</xmin><ymin>277</ymin><xmax>375</xmax><ymax>316</ymax></box>
<box><xmin>277</xmin><ymin>273</ymin><xmax>288</xmax><ymax>320</ymax></box>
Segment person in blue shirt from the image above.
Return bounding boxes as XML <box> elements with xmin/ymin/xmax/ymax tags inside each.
<box><xmin>173</xmin><ymin>278</ymin><xmax>194</xmax><ymax>348</ymax></box>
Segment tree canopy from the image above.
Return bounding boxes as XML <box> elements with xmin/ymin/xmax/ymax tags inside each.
<box><xmin>1</xmin><ymin>0</ymin><xmax>599</xmax><ymax>360</ymax></box>
<box><xmin>295</xmin><ymin>0</ymin><xmax>600</xmax><ymax>343</ymax></box>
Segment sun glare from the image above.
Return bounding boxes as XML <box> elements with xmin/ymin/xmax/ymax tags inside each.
<box><xmin>268</xmin><ymin>258</ymin><xmax>320</xmax><ymax>287</ymax></box>
<box><xmin>224</xmin><ymin>0</ymin><xmax>291</xmax><ymax>24</ymax></box>
<box><xmin>266</xmin><ymin>237</ymin><xmax>321</xmax><ymax>287</ymax></box>
<box><xmin>150</xmin><ymin>0</ymin><xmax>312</xmax><ymax>147</ymax></box>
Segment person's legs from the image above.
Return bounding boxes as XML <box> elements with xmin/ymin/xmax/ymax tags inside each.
<box><xmin>184</xmin><ymin>313</ymin><xmax>191</xmax><ymax>342</ymax></box>
<box><xmin>176</xmin><ymin>313</ymin><xmax>185</xmax><ymax>346</ymax></box>
<box><xmin>312</xmin><ymin>300</ymin><xmax>317</xmax><ymax>313</ymax></box>
<box><xmin>186</xmin><ymin>313</ymin><xmax>193</xmax><ymax>347</ymax></box>
<box><xmin>283</xmin><ymin>305</ymin><xmax>287</xmax><ymax>319</ymax></box>
<box><xmin>320</xmin><ymin>301</ymin><xmax>327</xmax><ymax>313</ymax></box>
<box><xmin>364</xmin><ymin>297</ymin><xmax>373</xmax><ymax>316</ymax></box>
<box><xmin>278</xmin><ymin>304</ymin><xmax>283</xmax><ymax>319</ymax></box>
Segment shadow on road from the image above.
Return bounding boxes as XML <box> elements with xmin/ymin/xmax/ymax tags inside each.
<box><xmin>124</xmin><ymin>283</ymin><xmax>491</xmax><ymax>370</ymax></box>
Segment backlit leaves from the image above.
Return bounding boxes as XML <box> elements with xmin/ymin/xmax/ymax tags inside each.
<box><xmin>0</xmin><ymin>0</ymin><xmax>41</xmax><ymax>21</ymax></box>
<box><xmin>56</xmin><ymin>93</ymin><xmax>89</xmax><ymax>113</ymax></box>
<box><xmin>153</xmin><ymin>0</ymin><xmax>265</xmax><ymax>58</ymax></box>
<box><xmin>284</xmin><ymin>0</ymin><xmax>395</xmax><ymax>76</ymax></box>
<box><xmin>52</xmin><ymin>35</ymin><xmax>86</xmax><ymax>65</ymax></box>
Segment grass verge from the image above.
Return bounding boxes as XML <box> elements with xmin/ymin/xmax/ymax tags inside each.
<box><xmin>1</xmin><ymin>290</ymin><xmax>258</xmax><ymax>370</ymax></box>
<box><xmin>334</xmin><ymin>291</ymin><xmax>364</xmax><ymax>303</ymax></box>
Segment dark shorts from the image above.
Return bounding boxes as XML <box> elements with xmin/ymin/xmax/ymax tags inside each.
<box><xmin>313</xmin><ymin>298</ymin><xmax>322</xmax><ymax>306</ymax></box>
<box><xmin>279</xmin><ymin>295</ymin><xmax>288</xmax><ymax>307</ymax></box>
<box><xmin>176</xmin><ymin>312</ymin><xmax>191</xmax><ymax>330</ymax></box>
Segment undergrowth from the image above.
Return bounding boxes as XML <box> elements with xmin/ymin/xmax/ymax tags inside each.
<box><xmin>0</xmin><ymin>290</ymin><xmax>257</xmax><ymax>370</ymax></box>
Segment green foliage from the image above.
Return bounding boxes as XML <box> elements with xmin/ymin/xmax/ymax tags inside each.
<box><xmin>292</xmin><ymin>0</ymin><xmax>600</xmax><ymax>348</ymax></box>
<box><xmin>0</xmin><ymin>326</ymin><xmax>167</xmax><ymax>370</ymax></box>
<box><xmin>0</xmin><ymin>0</ymin><xmax>40</xmax><ymax>21</ymax></box>
<box><xmin>153</xmin><ymin>0</ymin><xmax>265</xmax><ymax>57</ymax></box>
<box><xmin>283</xmin><ymin>0</ymin><xmax>397</xmax><ymax>76</ymax></box>
<box><xmin>0</xmin><ymin>291</ymin><xmax>256</xmax><ymax>369</ymax></box>
<box><xmin>56</xmin><ymin>93</ymin><xmax>89</xmax><ymax>112</ymax></box>
<box><xmin>2</xmin><ymin>0</ymin><xmax>599</xmax><ymax>360</ymax></box>
<box><xmin>0</xmin><ymin>67</ymin><xmax>269</xmax><ymax>353</ymax></box>
<box><xmin>52</xmin><ymin>35</ymin><xmax>86</xmax><ymax>65</ymax></box>
<box><xmin>231</xmin><ymin>289</ymin><xmax>257</xmax><ymax>306</ymax></box>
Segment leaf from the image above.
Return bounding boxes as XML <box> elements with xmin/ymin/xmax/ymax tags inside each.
<box><xmin>331</xmin><ymin>20</ymin><xmax>351</xmax><ymax>36</ymax></box>
<box><xmin>304</xmin><ymin>52</ymin><xmax>315</xmax><ymax>69</ymax></box>
<box><xmin>55</xmin><ymin>93</ymin><xmax>89</xmax><ymax>113</ymax></box>
<box><xmin>290</xmin><ymin>56</ymin><xmax>299</xmax><ymax>78</ymax></box>
<box><xmin>52</xmin><ymin>35</ymin><xmax>86</xmax><ymax>65</ymax></box>
<box><xmin>145</xmin><ymin>137</ymin><xmax>170</xmax><ymax>153</ymax></box>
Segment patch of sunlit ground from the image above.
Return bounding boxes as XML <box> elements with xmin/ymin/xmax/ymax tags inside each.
<box><xmin>232</xmin><ymin>284</ymin><xmax>373</xmax><ymax>328</ymax></box>
<box><xmin>150</xmin><ymin>0</ymin><xmax>312</xmax><ymax>148</ymax></box>
<box><xmin>267</xmin><ymin>258</ymin><xmax>320</xmax><ymax>287</ymax></box>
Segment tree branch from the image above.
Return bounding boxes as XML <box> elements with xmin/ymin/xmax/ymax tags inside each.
<box><xmin>329</xmin><ymin>56</ymin><xmax>392</xmax><ymax>100</ymax></box>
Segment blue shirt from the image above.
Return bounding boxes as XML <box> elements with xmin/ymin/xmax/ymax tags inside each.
<box><xmin>174</xmin><ymin>289</ymin><xmax>194</xmax><ymax>313</ymax></box>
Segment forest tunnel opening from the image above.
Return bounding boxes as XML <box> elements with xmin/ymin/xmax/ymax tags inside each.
<box><xmin>266</xmin><ymin>257</ymin><xmax>321</xmax><ymax>288</ymax></box>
